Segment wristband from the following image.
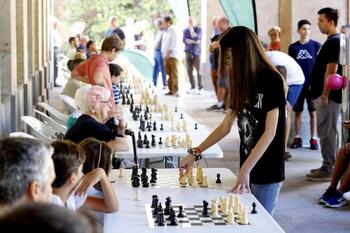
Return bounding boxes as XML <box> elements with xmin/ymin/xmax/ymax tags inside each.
<box><xmin>187</xmin><ymin>147</ymin><xmax>203</xmax><ymax>161</ymax></box>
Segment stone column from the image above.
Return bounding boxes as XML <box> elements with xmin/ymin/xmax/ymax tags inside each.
<box><xmin>27</xmin><ymin>0</ymin><xmax>35</xmax><ymax>78</ymax></box>
<box><xmin>279</xmin><ymin>0</ymin><xmax>292</xmax><ymax>53</ymax></box>
<box><xmin>35</xmin><ymin>0</ymin><xmax>42</xmax><ymax>71</ymax></box>
<box><xmin>16</xmin><ymin>0</ymin><xmax>29</xmax><ymax>85</ymax></box>
<box><xmin>0</xmin><ymin>0</ymin><xmax>17</xmax><ymax>97</ymax></box>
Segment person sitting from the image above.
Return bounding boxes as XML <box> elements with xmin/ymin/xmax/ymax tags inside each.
<box><xmin>0</xmin><ymin>203</ymin><xmax>96</xmax><ymax>233</ymax></box>
<box><xmin>87</xmin><ymin>40</ymin><xmax>97</xmax><ymax>59</ymax></box>
<box><xmin>61</xmin><ymin>58</ymin><xmax>86</xmax><ymax>99</ymax></box>
<box><xmin>0</xmin><ymin>137</ymin><xmax>56</xmax><ymax>210</ymax></box>
<box><xmin>109</xmin><ymin>63</ymin><xmax>123</xmax><ymax>105</ymax></box>
<box><xmin>51</xmin><ymin>140</ymin><xmax>119</xmax><ymax>213</ymax></box>
<box><xmin>64</xmin><ymin>85</ymin><xmax>129</xmax><ymax>152</ymax></box>
<box><xmin>319</xmin><ymin>123</ymin><xmax>350</xmax><ymax>208</ymax></box>
<box><xmin>80</xmin><ymin>137</ymin><xmax>114</xmax><ymax>225</ymax></box>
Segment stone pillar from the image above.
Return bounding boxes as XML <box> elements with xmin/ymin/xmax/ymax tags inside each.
<box><xmin>16</xmin><ymin>0</ymin><xmax>29</xmax><ymax>85</ymax></box>
<box><xmin>35</xmin><ymin>0</ymin><xmax>42</xmax><ymax>71</ymax></box>
<box><xmin>27</xmin><ymin>0</ymin><xmax>35</xmax><ymax>78</ymax></box>
<box><xmin>279</xmin><ymin>0</ymin><xmax>292</xmax><ymax>53</ymax></box>
<box><xmin>0</xmin><ymin>0</ymin><xmax>17</xmax><ymax>97</ymax></box>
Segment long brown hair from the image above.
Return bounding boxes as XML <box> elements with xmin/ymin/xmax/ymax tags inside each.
<box><xmin>218</xmin><ymin>26</ymin><xmax>279</xmax><ymax>112</ymax></box>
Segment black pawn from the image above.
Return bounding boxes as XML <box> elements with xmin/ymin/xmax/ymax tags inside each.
<box><xmin>202</xmin><ymin>200</ymin><xmax>209</xmax><ymax>217</ymax></box>
<box><xmin>153</xmin><ymin>121</ymin><xmax>157</xmax><ymax>131</ymax></box>
<box><xmin>216</xmin><ymin>173</ymin><xmax>221</xmax><ymax>183</ymax></box>
<box><xmin>130</xmin><ymin>103</ymin><xmax>134</xmax><ymax>113</ymax></box>
<box><xmin>143</xmin><ymin>134</ymin><xmax>148</xmax><ymax>144</ymax></box>
<box><xmin>159</xmin><ymin>137</ymin><xmax>163</xmax><ymax>145</ymax></box>
<box><xmin>126</xmin><ymin>97</ymin><xmax>130</xmax><ymax>105</ymax></box>
<box><xmin>160</xmin><ymin>123</ymin><xmax>164</xmax><ymax>131</ymax></box>
<box><xmin>174</xmin><ymin>107</ymin><xmax>178</xmax><ymax>112</ymax></box>
<box><xmin>157</xmin><ymin>210</ymin><xmax>165</xmax><ymax>226</ymax></box>
<box><xmin>177</xmin><ymin>205</ymin><xmax>185</xmax><ymax>218</ymax></box>
<box><xmin>180</xmin><ymin>113</ymin><xmax>183</xmax><ymax>119</ymax></box>
<box><xmin>137</xmin><ymin>138</ymin><xmax>143</xmax><ymax>148</ymax></box>
<box><xmin>168</xmin><ymin>208</ymin><xmax>178</xmax><ymax>226</ymax></box>
<box><xmin>251</xmin><ymin>202</ymin><xmax>257</xmax><ymax>214</ymax></box>
<box><xmin>194</xmin><ymin>123</ymin><xmax>198</xmax><ymax>130</ymax></box>
<box><xmin>146</xmin><ymin>140</ymin><xmax>150</xmax><ymax>149</ymax></box>
<box><xmin>151</xmin><ymin>135</ymin><xmax>156</xmax><ymax>147</ymax></box>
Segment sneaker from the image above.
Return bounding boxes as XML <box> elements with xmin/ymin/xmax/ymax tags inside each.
<box><xmin>290</xmin><ymin>137</ymin><xmax>302</xmax><ymax>148</ymax></box>
<box><xmin>196</xmin><ymin>88</ymin><xmax>204</xmax><ymax>95</ymax></box>
<box><xmin>284</xmin><ymin>151</ymin><xmax>292</xmax><ymax>160</ymax></box>
<box><xmin>325</xmin><ymin>190</ymin><xmax>348</xmax><ymax>208</ymax></box>
<box><xmin>318</xmin><ymin>186</ymin><xmax>337</xmax><ymax>204</ymax></box>
<box><xmin>206</xmin><ymin>104</ymin><xmax>224</xmax><ymax>111</ymax></box>
<box><xmin>310</xmin><ymin>138</ymin><xmax>319</xmax><ymax>150</ymax></box>
<box><xmin>165</xmin><ymin>92</ymin><xmax>174</xmax><ymax>96</ymax></box>
<box><xmin>186</xmin><ymin>88</ymin><xmax>196</xmax><ymax>94</ymax></box>
<box><xmin>343</xmin><ymin>191</ymin><xmax>350</xmax><ymax>201</ymax></box>
<box><xmin>306</xmin><ymin>168</ymin><xmax>332</xmax><ymax>181</ymax></box>
<box><xmin>174</xmin><ymin>92</ymin><xmax>180</xmax><ymax>97</ymax></box>
<box><xmin>310</xmin><ymin>167</ymin><xmax>323</xmax><ymax>173</ymax></box>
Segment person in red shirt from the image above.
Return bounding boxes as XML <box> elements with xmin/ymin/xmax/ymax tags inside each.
<box><xmin>71</xmin><ymin>36</ymin><xmax>124</xmax><ymax>115</ymax></box>
<box><xmin>267</xmin><ymin>26</ymin><xmax>281</xmax><ymax>51</ymax></box>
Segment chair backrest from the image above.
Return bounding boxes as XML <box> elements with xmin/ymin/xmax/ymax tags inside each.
<box><xmin>37</xmin><ymin>102</ymin><xmax>68</xmax><ymax>125</ymax></box>
<box><xmin>34</xmin><ymin>110</ymin><xmax>67</xmax><ymax>135</ymax></box>
<box><xmin>21</xmin><ymin>116</ymin><xmax>56</xmax><ymax>144</ymax></box>
<box><xmin>9</xmin><ymin>132</ymin><xmax>37</xmax><ymax>139</ymax></box>
<box><xmin>59</xmin><ymin>94</ymin><xmax>77</xmax><ymax>114</ymax></box>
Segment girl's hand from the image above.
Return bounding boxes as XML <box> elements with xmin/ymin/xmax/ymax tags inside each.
<box><xmin>75</xmin><ymin>168</ymin><xmax>104</xmax><ymax>196</ymax></box>
<box><xmin>231</xmin><ymin>169</ymin><xmax>251</xmax><ymax>194</ymax></box>
<box><xmin>179</xmin><ymin>155</ymin><xmax>195</xmax><ymax>175</ymax></box>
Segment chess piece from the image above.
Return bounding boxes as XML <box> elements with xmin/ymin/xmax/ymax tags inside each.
<box><xmin>134</xmin><ymin>189</ymin><xmax>141</xmax><ymax>201</ymax></box>
<box><xmin>251</xmin><ymin>202</ymin><xmax>257</xmax><ymax>214</ymax></box>
<box><xmin>174</xmin><ymin>106</ymin><xmax>178</xmax><ymax>112</ymax></box>
<box><xmin>239</xmin><ymin>207</ymin><xmax>249</xmax><ymax>225</ymax></box>
<box><xmin>146</xmin><ymin>140</ymin><xmax>150</xmax><ymax>148</ymax></box>
<box><xmin>151</xmin><ymin>195</ymin><xmax>158</xmax><ymax>208</ymax></box>
<box><xmin>157</xmin><ymin>210</ymin><xmax>165</xmax><ymax>226</ymax></box>
<box><xmin>137</xmin><ymin>138</ymin><xmax>143</xmax><ymax>148</ymax></box>
<box><xmin>168</xmin><ymin>208</ymin><xmax>178</xmax><ymax>226</ymax></box>
<box><xmin>152</xmin><ymin>197</ymin><xmax>159</xmax><ymax>216</ymax></box>
<box><xmin>180</xmin><ymin>113</ymin><xmax>183</xmax><ymax>119</ymax></box>
<box><xmin>143</xmin><ymin>134</ymin><xmax>148</xmax><ymax>144</ymax></box>
<box><xmin>228</xmin><ymin>194</ymin><xmax>234</xmax><ymax>208</ymax></box>
<box><xmin>194</xmin><ymin>123</ymin><xmax>198</xmax><ymax>130</ymax></box>
<box><xmin>158</xmin><ymin>203</ymin><xmax>163</xmax><ymax>212</ymax></box>
<box><xmin>211</xmin><ymin>202</ymin><xmax>220</xmax><ymax>217</ymax></box>
<box><xmin>226</xmin><ymin>208</ymin><xmax>235</xmax><ymax>225</ymax></box>
<box><xmin>130</xmin><ymin>103</ymin><xmax>134</xmax><ymax>113</ymax></box>
<box><xmin>216</xmin><ymin>173</ymin><xmax>222</xmax><ymax>183</ymax></box>
<box><xmin>201</xmin><ymin>175</ymin><xmax>208</xmax><ymax>187</ymax></box>
<box><xmin>153</xmin><ymin>121</ymin><xmax>157</xmax><ymax>131</ymax></box>
<box><xmin>179</xmin><ymin>173</ymin><xmax>187</xmax><ymax>186</ymax></box>
<box><xmin>165</xmin><ymin>137</ymin><xmax>171</xmax><ymax>147</ymax></box>
<box><xmin>177</xmin><ymin>205</ymin><xmax>185</xmax><ymax>217</ymax></box>
<box><xmin>131</xmin><ymin>175</ymin><xmax>140</xmax><ymax>188</ymax></box>
<box><xmin>164</xmin><ymin>197</ymin><xmax>172</xmax><ymax>215</ymax></box>
<box><xmin>196</xmin><ymin>163</ymin><xmax>203</xmax><ymax>184</ymax></box>
<box><xmin>150</xmin><ymin>168</ymin><xmax>157</xmax><ymax>183</ymax></box>
<box><xmin>126</xmin><ymin>97</ymin><xmax>130</xmax><ymax>105</ymax></box>
<box><xmin>158</xmin><ymin>137</ymin><xmax>163</xmax><ymax>146</ymax></box>
<box><xmin>220</xmin><ymin>197</ymin><xmax>228</xmax><ymax>215</ymax></box>
<box><xmin>151</xmin><ymin>135</ymin><xmax>156</xmax><ymax>147</ymax></box>
<box><xmin>118</xmin><ymin>162</ymin><xmax>125</xmax><ymax>178</ymax></box>
<box><xmin>160</xmin><ymin>123</ymin><xmax>164</xmax><ymax>131</ymax></box>
<box><xmin>202</xmin><ymin>200</ymin><xmax>209</xmax><ymax>217</ymax></box>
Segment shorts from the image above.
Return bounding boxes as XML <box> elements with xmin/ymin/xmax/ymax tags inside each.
<box><xmin>287</xmin><ymin>84</ymin><xmax>303</xmax><ymax>107</ymax></box>
<box><xmin>217</xmin><ymin>76</ymin><xmax>228</xmax><ymax>88</ymax></box>
<box><xmin>292</xmin><ymin>86</ymin><xmax>316</xmax><ymax>112</ymax></box>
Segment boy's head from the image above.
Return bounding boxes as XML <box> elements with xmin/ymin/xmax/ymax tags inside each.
<box><xmin>297</xmin><ymin>19</ymin><xmax>311</xmax><ymax>39</ymax></box>
<box><xmin>101</xmin><ymin>36</ymin><xmax>124</xmax><ymax>61</ymax></box>
<box><xmin>67</xmin><ymin>59</ymin><xmax>85</xmax><ymax>72</ymax></box>
<box><xmin>51</xmin><ymin>141</ymin><xmax>85</xmax><ymax>190</ymax></box>
<box><xmin>87</xmin><ymin>40</ymin><xmax>97</xmax><ymax>54</ymax></box>
<box><xmin>109</xmin><ymin>63</ymin><xmax>123</xmax><ymax>78</ymax></box>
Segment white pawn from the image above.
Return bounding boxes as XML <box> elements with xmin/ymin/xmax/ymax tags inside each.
<box><xmin>226</xmin><ymin>208</ymin><xmax>235</xmax><ymax>225</ymax></box>
<box><xmin>228</xmin><ymin>194</ymin><xmax>234</xmax><ymax>208</ymax></box>
<box><xmin>220</xmin><ymin>197</ymin><xmax>228</xmax><ymax>215</ymax></box>
<box><xmin>239</xmin><ymin>207</ymin><xmax>249</xmax><ymax>225</ymax></box>
<box><xmin>201</xmin><ymin>175</ymin><xmax>208</xmax><ymax>187</ymax></box>
<box><xmin>134</xmin><ymin>189</ymin><xmax>141</xmax><ymax>201</ymax></box>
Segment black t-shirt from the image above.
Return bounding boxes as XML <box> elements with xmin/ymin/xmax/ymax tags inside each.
<box><xmin>237</xmin><ymin>68</ymin><xmax>286</xmax><ymax>184</ymax></box>
<box><xmin>64</xmin><ymin>114</ymin><xmax>116</xmax><ymax>143</ymax></box>
<box><xmin>310</xmin><ymin>33</ymin><xmax>342</xmax><ymax>103</ymax></box>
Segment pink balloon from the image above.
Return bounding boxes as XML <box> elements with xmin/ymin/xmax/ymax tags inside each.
<box><xmin>327</xmin><ymin>74</ymin><xmax>347</xmax><ymax>90</ymax></box>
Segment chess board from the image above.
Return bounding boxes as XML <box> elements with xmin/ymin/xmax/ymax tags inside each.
<box><xmin>145</xmin><ymin>204</ymin><xmax>251</xmax><ymax>228</ymax></box>
<box><xmin>126</xmin><ymin>173</ymin><xmax>211</xmax><ymax>188</ymax></box>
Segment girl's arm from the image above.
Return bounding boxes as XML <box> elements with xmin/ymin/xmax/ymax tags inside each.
<box><xmin>180</xmin><ymin>109</ymin><xmax>236</xmax><ymax>173</ymax></box>
<box><xmin>232</xmin><ymin>107</ymin><xmax>279</xmax><ymax>193</ymax></box>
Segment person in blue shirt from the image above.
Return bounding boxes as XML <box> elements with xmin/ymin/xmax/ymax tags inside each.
<box><xmin>288</xmin><ymin>19</ymin><xmax>321</xmax><ymax>151</ymax></box>
<box><xmin>183</xmin><ymin>16</ymin><xmax>203</xmax><ymax>94</ymax></box>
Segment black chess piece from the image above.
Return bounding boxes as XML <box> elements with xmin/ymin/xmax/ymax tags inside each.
<box><xmin>150</xmin><ymin>168</ymin><xmax>157</xmax><ymax>183</ymax></box>
<box><xmin>164</xmin><ymin>197</ymin><xmax>172</xmax><ymax>215</ymax></box>
<box><xmin>216</xmin><ymin>173</ymin><xmax>222</xmax><ymax>183</ymax></box>
<box><xmin>130</xmin><ymin>103</ymin><xmax>134</xmax><ymax>113</ymax></box>
<box><xmin>157</xmin><ymin>210</ymin><xmax>165</xmax><ymax>226</ymax></box>
<box><xmin>122</xmin><ymin>94</ymin><xmax>126</xmax><ymax>105</ymax></box>
<box><xmin>151</xmin><ymin>135</ymin><xmax>156</xmax><ymax>147</ymax></box>
<box><xmin>144</xmin><ymin>112</ymin><xmax>148</xmax><ymax>121</ymax></box>
<box><xmin>151</xmin><ymin>195</ymin><xmax>158</xmax><ymax>208</ymax></box>
<box><xmin>158</xmin><ymin>203</ymin><xmax>163</xmax><ymax>212</ymax></box>
<box><xmin>174</xmin><ymin>107</ymin><xmax>178</xmax><ymax>112</ymax></box>
<box><xmin>142</xmin><ymin>176</ymin><xmax>149</xmax><ymax>187</ymax></box>
<box><xmin>137</xmin><ymin>138</ymin><xmax>143</xmax><ymax>148</ymax></box>
<box><xmin>177</xmin><ymin>205</ymin><xmax>185</xmax><ymax>218</ymax></box>
<box><xmin>160</xmin><ymin>123</ymin><xmax>164</xmax><ymax>131</ymax></box>
<box><xmin>147</xmin><ymin>122</ymin><xmax>152</xmax><ymax>132</ymax></box>
<box><xmin>143</xmin><ymin>134</ymin><xmax>148</xmax><ymax>144</ymax></box>
<box><xmin>202</xmin><ymin>200</ymin><xmax>209</xmax><ymax>217</ymax></box>
<box><xmin>146</xmin><ymin>140</ymin><xmax>150</xmax><ymax>149</ymax></box>
<box><xmin>180</xmin><ymin>113</ymin><xmax>183</xmax><ymax>119</ymax></box>
<box><xmin>132</xmin><ymin>111</ymin><xmax>138</xmax><ymax>121</ymax></box>
<box><xmin>138</xmin><ymin>132</ymin><xmax>142</xmax><ymax>140</ymax></box>
<box><xmin>153</xmin><ymin>121</ymin><xmax>157</xmax><ymax>131</ymax></box>
<box><xmin>194</xmin><ymin>123</ymin><xmax>198</xmax><ymax>130</ymax></box>
<box><xmin>152</xmin><ymin>198</ymin><xmax>159</xmax><ymax>216</ymax></box>
<box><xmin>131</xmin><ymin>175</ymin><xmax>140</xmax><ymax>188</ymax></box>
<box><xmin>168</xmin><ymin>208</ymin><xmax>178</xmax><ymax>226</ymax></box>
<box><xmin>158</xmin><ymin>137</ymin><xmax>163</xmax><ymax>145</ymax></box>
<box><xmin>146</xmin><ymin>105</ymin><xmax>150</xmax><ymax>113</ymax></box>
<box><xmin>126</xmin><ymin>97</ymin><xmax>130</xmax><ymax>105</ymax></box>
<box><xmin>251</xmin><ymin>202</ymin><xmax>257</xmax><ymax>214</ymax></box>
<box><xmin>141</xmin><ymin>168</ymin><xmax>147</xmax><ymax>178</ymax></box>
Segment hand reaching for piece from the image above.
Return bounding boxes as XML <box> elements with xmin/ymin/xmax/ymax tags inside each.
<box><xmin>231</xmin><ymin>169</ymin><xmax>251</xmax><ymax>194</ymax></box>
<box><xmin>179</xmin><ymin>155</ymin><xmax>195</xmax><ymax>175</ymax></box>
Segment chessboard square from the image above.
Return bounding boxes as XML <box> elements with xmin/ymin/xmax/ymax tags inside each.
<box><xmin>178</xmin><ymin>220</ymin><xmax>190</xmax><ymax>224</ymax></box>
<box><xmin>212</xmin><ymin>217</ymin><xmax>223</xmax><ymax>220</ymax></box>
<box><xmin>201</xmin><ymin>220</ymin><xmax>213</xmax><ymax>223</ymax></box>
<box><xmin>193</xmin><ymin>205</ymin><xmax>203</xmax><ymax>208</ymax></box>
<box><xmin>190</xmin><ymin>223</ymin><xmax>203</xmax><ymax>226</ymax></box>
<box><xmin>188</xmin><ymin>217</ymin><xmax>200</xmax><ymax>221</ymax></box>
<box><xmin>213</xmin><ymin>222</ymin><xmax>227</xmax><ymax>226</ymax></box>
<box><xmin>185</xmin><ymin>211</ymin><xmax>197</xmax><ymax>215</ymax></box>
<box><xmin>184</xmin><ymin>207</ymin><xmax>196</xmax><ymax>211</ymax></box>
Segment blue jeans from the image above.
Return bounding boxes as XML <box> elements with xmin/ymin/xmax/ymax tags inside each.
<box><xmin>251</xmin><ymin>182</ymin><xmax>283</xmax><ymax>215</ymax></box>
<box><xmin>287</xmin><ymin>84</ymin><xmax>303</xmax><ymax>107</ymax></box>
<box><xmin>152</xmin><ymin>50</ymin><xmax>167</xmax><ymax>86</ymax></box>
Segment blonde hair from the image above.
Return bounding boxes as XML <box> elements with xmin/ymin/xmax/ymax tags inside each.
<box><xmin>268</xmin><ymin>26</ymin><xmax>281</xmax><ymax>36</ymax></box>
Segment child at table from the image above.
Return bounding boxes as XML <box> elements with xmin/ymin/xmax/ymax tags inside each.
<box><xmin>51</xmin><ymin>140</ymin><xmax>119</xmax><ymax>214</ymax></box>
<box><xmin>80</xmin><ymin>137</ymin><xmax>113</xmax><ymax>225</ymax></box>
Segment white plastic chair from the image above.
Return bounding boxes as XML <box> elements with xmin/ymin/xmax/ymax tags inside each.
<box><xmin>21</xmin><ymin>116</ymin><xmax>57</xmax><ymax>144</ymax></box>
<box><xmin>59</xmin><ymin>94</ymin><xmax>77</xmax><ymax>114</ymax></box>
<box><xmin>34</xmin><ymin>110</ymin><xmax>67</xmax><ymax>135</ymax></box>
<box><xmin>37</xmin><ymin>102</ymin><xmax>68</xmax><ymax>125</ymax></box>
<box><xmin>9</xmin><ymin>132</ymin><xmax>37</xmax><ymax>139</ymax></box>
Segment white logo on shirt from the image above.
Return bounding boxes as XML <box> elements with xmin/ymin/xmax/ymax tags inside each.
<box><xmin>296</xmin><ymin>50</ymin><xmax>312</xmax><ymax>59</ymax></box>
<box><xmin>254</xmin><ymin>94</ymin><xmax>263</xmax><ymax>109</ymax></box>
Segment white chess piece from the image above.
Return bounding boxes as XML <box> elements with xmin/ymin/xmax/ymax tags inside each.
<box><xmin>220</xmin><ymin>197</ymin><xmax>228</xmax><ymax>215</ymax></box>
<box><xmin>226</xmin><ymin>208</ymin><xmax>235</xmax><ymax>225</ymax></box>
<box><xmin>118</xmin><ymin>162</ymin><xmax>125</xmax><ymax>178</ymax></box>
<box><xmin>201</xmin><ymin>175</ymin><xmax>208</xmax><ymax>187</ymax></box>
<box><xmin>211</xmin><ymin>201</ymin><xmax>220</xmax><ymax>217</ymax></box>
<box><xmin>239</xmin><ymin>207</ymin><xmax>249</xmax><ymax>225</ymax></box>
<box><xmin>228</xmin><ymin>194</ymin><xmax>234</xmax><ymax>208</ymax></box>
<box><xmin>134</xmin><ymin>189</ymin><xmax>141</xmax><ymax>201</ymax></box>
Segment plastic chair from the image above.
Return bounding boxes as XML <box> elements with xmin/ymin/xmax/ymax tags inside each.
<box><xmin>21</xmin><ymin>116</ymin><xmax>57</xmax><ymax>144</ymax></box>
<box><xmin>37</xmin><ymin>102</ymin><xmax>68</xmax><ymax>125</ymax></box>
<box><xmin>34</xmin><ymin>110</ymin><xmax>67</xmax><ymax>135</ymax></box>
<box><xmin>9</xmin><ymin>132</ymin><xmax>37</xmax><ymax>139</ymax></box>
<box><xmin>59</xmin><ymin>94</ymin><xmax>77</xmax><ymax>114</ymax></box>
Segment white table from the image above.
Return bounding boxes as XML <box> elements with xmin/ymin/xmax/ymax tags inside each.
<box><xmin>104</xmin><ymin>168</ymin><xmax>285</xmax><ymax>233</ymax></box>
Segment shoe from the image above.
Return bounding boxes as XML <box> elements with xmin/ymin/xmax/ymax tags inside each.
<box><xmin>290</xmin><ymin>137</ymin><xmax>302</xmax><ymax>148</ymax></box>
<box><xmin>310</xmin><ymin>138</ymin><xmax>319</xmax><ymax>150</ymax></box>
<box><xmin>196</xmin><ymin>88</ymin><xmax>204</xmax><ymax>95</ymax></box>
<box><xmin>165</xmin><ymin>92</ymin><xmax>174</xmax><ymax>96</ymax></box>
<box><xmin>306</xmin><ymin>168</ymin><xmax>332</xmax><ymax>181</ymax></box>
<box><xmin>186</xmin><ymin>88</ymin><xmax>196</xmax><ymax>94</ymax></box>
<box><xmin>174</xmin><ymin>92</ymin><xmax>180</xmax><ymax>97</ymax></box>
<box><xmin>325</xmin><ymin>190</ymin><xmax>348</xmax><ymax>208</ymax></box>
<box><xmin>54</xmin><ymin>83</ymin><xmax>62</xmax><ymax>87</ymax></box>
<box><xmin>284</xmin><ymin>151</ymin><xmax>292</xmax><ymax>160</ymax></box>
<box><xmin>343</xmin><ymin>191</ymin><xmax>350</xmax><ymax>201</ymax></box>
<box><xmin>206</xmin><ymin>104</ymin><xmax>224</xmax><ymax>111</ymax></box>
<box><xmin>318</xmin><ymin>186</ymin><xmax>337</xmax><ymax>204</ymax></box>
<box><xmin>310</xmin><ymin>167</ymin><xmax>323</xmax><ymax>173</ymax></box>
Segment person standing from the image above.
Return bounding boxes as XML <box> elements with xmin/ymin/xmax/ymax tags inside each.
<box><xmin>308</xmin><ymin>7</ymin><xmax>342</xmax><ymax>181</ymax></box>
<box><xmin>183</xmin><ymin>16</ymin><xmax>203</xmax><ymax>94</ymax></box>
<box><xmin>209</xmin><ymin>16</ymin><xmax>220</xmax><ymax>97</ymax></box>
<box><xmin>267</xmin><ymin>26</ymin><xmax>281</xmax><ymax>51</ymax></box>
<box><xmin>152</xmin><ymin>18</ymin><xmax>167</xmax><ymax>88</ymax></box>
<box><xmin>161</xmin><ymin>16</ymin><xmax>180</xmax><ymax>97</ymax></box>
<box><xmin>181</xmin><ymin>26</ymin><xmax>286</xmax><ymax>215</ymax></box>
<box><xmin>289</xmin><ymin>19</ymin><xmax>321</xmax><ymax>150</ymax></box>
